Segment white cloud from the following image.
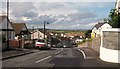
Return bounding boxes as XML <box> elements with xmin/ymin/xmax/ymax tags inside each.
<box><xmin>87</xmin><ymin>22</ymin><xmax>97</xmax><ymax>27</ymax></box>
<box><xmin>64</xmin><ymin>18</ymin><xmax>71</xmax><ymax>21</ymax></box>
<box><xmin>0</xmin><ymin>2</ymin><xmax>114</xmax><ymax>29</ymax></box>
<box><xmin>22</xmin><ymin>17</ymin><xmax>32</xmax><ymax>21</ymax></box>
<box><xmin>1</xmin><ymin>0</ymin><xmax>115</xmax><ymax>2</ymax></box>
<box><xmin>52</xmin><ymin>18</ymin><xmax>65</xmax><ymax>24</ymax></box>
<box><xmin>37</xmin><ymin>7</ymin><xmax>78</xmax><ymax>16</ymax></box>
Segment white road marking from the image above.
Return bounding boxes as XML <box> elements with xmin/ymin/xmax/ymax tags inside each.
<box><xmin>55</xmin><ymin>51</ymin><xmax>61</xmax><ymax>55</ymax></box>
<box><xmin>86</xmin><ymin>57</ymin><xmax>96</xmax><ymax>59</ymax></box>
<box><xmin>78</xmin><ymin>49</ymin><xmax>87</xmax><ymax>59</ymax></box>
<box><xmin>55</xmin><ymin>48</ymin><xmax>63</xmax><ymax>55</ymax></box>
<box><xmin>35</xmin><ymin>56</ymin><xmax>51</xmax><ymax>63</ymax></box>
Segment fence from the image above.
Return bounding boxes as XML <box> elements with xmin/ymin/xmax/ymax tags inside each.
<box><xmin>2</xmin><ymin>39</ymin><xmax>34</xmax><ymax>50</ymax></box>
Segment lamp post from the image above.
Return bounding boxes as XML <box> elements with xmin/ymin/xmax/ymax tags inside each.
<box><xmin>32</xmin><ymin>26</ymin><xmax>34</xmax><ymax>48</ymax></box>
<box><xmin>43</xmin><ymin>21</ymin><xmax>49</xmax><ymax>42</ymax></box>
<box><xmin>33</xmin><ymin>26</ymin><xmax>34</xmax><ymax>40</ymax></box>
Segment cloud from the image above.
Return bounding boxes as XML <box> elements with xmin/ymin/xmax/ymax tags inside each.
<box><xmin>10</xmin><ymin>2</ymin><xmax>35</xmax><ymax>17</ymax></box>
<box><xmin>1</xmin><ymin>0</ymin><xmax>115</xmax><ymax>2</ymax></box>
<box><xmin>23</xmin><ymin>11</ymin><xmax>38</xmax><ymax>18</ymax></box>
<box><xmin>87</xmin><ymin>22</ymin><xmax>98</xmax><ymax>27</ymax></box>
<box><xmin>0</xmin><ymin>2</ymin><xmax>114</xmax><ymax>29</ymax></box>
<box><xmin>68</xmin><ymin>12</ymin><xmax>97</xmax><ymax>21</ymax></box>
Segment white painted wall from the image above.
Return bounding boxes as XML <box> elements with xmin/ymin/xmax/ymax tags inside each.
<box><xmin>100</xmin><ymin>28</ymin><xmax>120</xmax><ymax>63</ymax></box>
<box><xmin>98</xmin><ymin>23</ymin><xmax>112</xmax><ymax>36</ymax></box>
<box><xmin>92</xmin><ymin>27</ymin><xmax>97</xmax><ymax>37</ymax></box>
<box><xmin>92</xmin><ymin>23</ymin><xmax>112</xmax><ymax>37</ymax></box>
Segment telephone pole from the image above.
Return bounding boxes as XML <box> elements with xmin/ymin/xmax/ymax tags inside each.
<box><xmin>6</xmin><ymin>0</ymin><xmax>9</xmax><ymax>50</ymax></box>
<box><xmin>43</xmin><ymin>21</ymin><xmax>49</xmax><ymax>42</ymax></box>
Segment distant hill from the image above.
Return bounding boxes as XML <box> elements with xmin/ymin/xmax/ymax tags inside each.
<box><xmin>28</xmin><ymin>28</ymin><xmax>90</xmax><ymax>33</ymax></box>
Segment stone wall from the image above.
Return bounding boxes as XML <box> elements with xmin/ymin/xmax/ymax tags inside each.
<box><xmin>78</xmin><ymin>37</ymin><xmax>100</xmax><ymax>53</ymax></box>
<box><xmin>91</xmin><ymin>37</ymin><xmax>101</xmax><ymax>53</ymax></box>
<box><xmin>102</xmin><ymin>31</ymin><xmax>120</xmax><ymax>50</ymax></box>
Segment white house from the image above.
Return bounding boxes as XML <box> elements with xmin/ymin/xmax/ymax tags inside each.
<box><xmin>31</xmin><ymin>29</ymin><xmax>49</xmax><ymax>40</ymax></box>
<box><xmin>91</xmin><ymin>22</ymin><xmax>112</xmax><ymax>37</ymax></box>
<box><xmin>0</xmin><ymin>16</ymin><xmax>15</xmax><ymax>40</ymax></box>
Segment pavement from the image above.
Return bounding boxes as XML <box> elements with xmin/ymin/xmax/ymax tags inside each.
<box><xmin>2</xmin><ymin>48</ymin><xmax>39</xmax><ymax>60</ymax></box>
<box><xmin>78</xmin><ymin>47</ymin><xmax>99</xmax><ymax>59</ymax></box>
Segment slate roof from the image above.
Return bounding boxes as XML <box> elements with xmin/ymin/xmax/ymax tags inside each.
<box><xmin>93</xmin><ymin>23</ymin><xmax>105</xmax><ymax>29</ymax></box>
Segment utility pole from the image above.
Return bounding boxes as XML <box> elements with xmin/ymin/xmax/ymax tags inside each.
<box><xmin>33</xmin><ymin>26</ymin><xmax>34</xmax><ymax>40</ymax></box>
<box><xmin>43</xmin><ymin>21</ymin><xmax>49</xmax><ymax>42</ymax></box>
<box><xmin>32</xmin><ymin>26</ymin><xmax>34</xmax><ymax>48</ymax></box>
<box><xmin>6</xmin><ymin>0</ymin><xmax>9</xmax><ymax>50</ymax></box>
<box><xmin>43</xmin><ymin>21</ymin><xmax>46</xmax><ymax>42</ymax></box>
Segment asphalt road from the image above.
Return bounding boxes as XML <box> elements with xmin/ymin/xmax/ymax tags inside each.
<box><xmin>2</xmin><ymin>47</ymin><xmax>119</xmax><ymax>69</ymax></box>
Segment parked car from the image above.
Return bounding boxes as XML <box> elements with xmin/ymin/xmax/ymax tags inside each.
<box><xmin>72</xmin><ymin>43</ymin><xmax>78</xmax><ymax>47</ymax></box>
<box><xmin>56</xmin><ymin>42</ymin><xmax>63</xmax><ymax>48</ymax></box>
<box><xmin>35</xmin><ymin>39</ymin><xmax>51</xmax><ymax>50</ymax></box>
<box><xmin>62</xmin><ymin>40</ymin><xmax>73</xmax><ymax>48</ymax></box>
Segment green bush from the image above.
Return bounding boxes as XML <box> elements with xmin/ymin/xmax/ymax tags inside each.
<box><xmin>87</xmin><ymin>38</ymin><xmax>92</xmax><ymax>42</ymax></box>
<box><xmin>79</xmin><ymin>39</ymin><xmax>86</xmax><ymax>45</ymax></box>
<box><xmin>104</xmin><ymin>9</ymin><xmax>119</xmax><ymax>28</ymax></box>
<box><xmin>78</xmin><ymin>38</ymin><xmax>92</xmax><ymax>45</ymax></box>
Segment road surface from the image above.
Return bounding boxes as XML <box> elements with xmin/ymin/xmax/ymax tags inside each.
<box><xmin>2</xmin><ymin>48</ymin><xmax>119</xmax><ymax>69</ymax></box>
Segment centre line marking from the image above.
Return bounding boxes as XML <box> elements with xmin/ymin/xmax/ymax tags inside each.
<box><xmin>35</xmin><ymin>56</ymin><xmax>51</xmax><ymax>63</ymax></box>
<box><xmin>78</xmin><ymin>49</ymin><xmax>87</xmax><ymax>59</ymax></box>
<box><xmin>55</xmin><ymin>48</ymin><xmax>63</xmax><ymax>55</ymax></box>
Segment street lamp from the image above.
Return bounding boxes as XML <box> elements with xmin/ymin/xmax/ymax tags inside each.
<box><xmin>32</xmin><ymin>26</ymin><xmax>34</xmax><ymax>48</ymax></box>
<box><xmin>43</xmin><ymin>21</ymin><xmax>49</xmax><ymax>42</ymax></box>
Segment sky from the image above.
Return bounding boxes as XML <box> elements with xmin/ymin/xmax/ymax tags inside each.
<box><xmin>0</xmin><ymin>0</ymin><xmax>116</xmax><ymax>30</ymax></box>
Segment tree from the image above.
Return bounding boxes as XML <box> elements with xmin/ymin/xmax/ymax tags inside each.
<box><xmin>85</xmin><ymin>30</ymin><xmax>92</xmax><ymax>38</ymax></box>
<box><xmin>104</xmin><ymin>9</ymin><xmax>119</xmax><ymax>28</ymax></box>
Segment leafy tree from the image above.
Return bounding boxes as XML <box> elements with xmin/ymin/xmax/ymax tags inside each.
<box><xmin>104</xmin><ymin>9</ymin><xmax>119</xmax><ymax>28</ymax></box>
<box><xmin>85</xmin><ymin>30</ymin><xmax>92</xmax><ymax>38</ymax></box>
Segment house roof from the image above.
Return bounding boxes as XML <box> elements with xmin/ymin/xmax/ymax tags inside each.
<box><xmin>37</xmin><ymin>29</ymin><xmax>50</xmax><ymax>36</ymax></box>
<box><xmin>93</xmin><ymin>23</ymin><xmax>105</xmax><ymax>29</ymax></box>
<box><xmin>0</xmin><ymin>16</ymin><xmax>14</xmax><ymax>31</ymax></box>
<box><xmin>11</xmin><ymin>23</ymin><xmax>29</xmax><ymax>35</ymax></box>
<box><xmin>28</xmin><ymin>29</ymin><xmax>36</xmax><ymax>34</ymax></box>
<box><xmin>28</xmin><ymin>29</ymin><xmax>34</xmax><ymax>33</ymax></box>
